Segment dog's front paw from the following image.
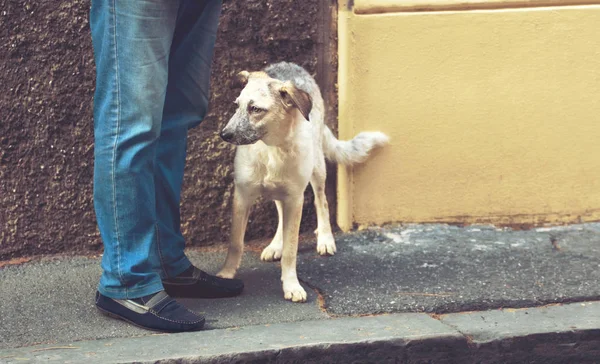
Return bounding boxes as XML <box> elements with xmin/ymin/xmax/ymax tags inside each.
<box><xmin>282</xmin><ymin>279</ymin><xmax>307</xmax><ymax>303</ymax></box>
<box><xmin>260</xmin><ymin>244</ymin><xmax>282</xmax><ymax>262</ymax></box>
<box><xmin>216</xmin><ymin>269</ymin><xmax>236</xmax><ymax>279</ymax></box>
<box><xmin>317</xmin><ymin>233</ymin><xmax>337</xmax><ymax>256</ymax></box>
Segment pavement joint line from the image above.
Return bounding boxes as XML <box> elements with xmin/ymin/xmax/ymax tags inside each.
<box><xmin>1</xmin><ymin>300</ymin><xmax>599</xmax><ymax>363</ymax></box>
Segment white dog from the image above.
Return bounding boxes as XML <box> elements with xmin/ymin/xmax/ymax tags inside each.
<box><xmin>216</xmin><ymin>62</ymin><xmax>388</xmax><ymax>302</ymax></box>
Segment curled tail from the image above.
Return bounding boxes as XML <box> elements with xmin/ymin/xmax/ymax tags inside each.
<box><xmin>323</xmin><ymin>126</ymin><xmax>389</xmax><ymax>166</ymax></box>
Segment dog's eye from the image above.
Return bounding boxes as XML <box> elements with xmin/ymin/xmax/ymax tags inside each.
<box><xmin>249</xmin><ymin>106</ymin><xmax>265</xmax><ymax>114</ymax></box>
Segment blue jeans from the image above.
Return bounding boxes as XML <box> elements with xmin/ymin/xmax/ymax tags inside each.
<box><xmin>90</xmin><ymin>0</ymin><xmax>222</xmax><ymax>299</ymax></box>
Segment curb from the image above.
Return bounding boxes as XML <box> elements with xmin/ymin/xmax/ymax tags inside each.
<box><xmin>1</xmin><ymin>301</ymin><xmax>599</xmax><ymax>363</ymax></box>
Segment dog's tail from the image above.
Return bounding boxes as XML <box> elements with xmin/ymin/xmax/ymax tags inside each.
<box><xmin>322</xmin><ymin>126</ymin><xmax>389</xmax><ymax>166</ymax></box>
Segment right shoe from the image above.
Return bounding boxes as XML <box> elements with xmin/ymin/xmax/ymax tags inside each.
<box><xmin>162</xmin><ymin>265</ymin><xmax>244</xmax><ymax>299</ymax></box>
<box><xmin>95</xmin><ymin>290</ymin><xmax>205</xmax><ymax>333</ymax></box>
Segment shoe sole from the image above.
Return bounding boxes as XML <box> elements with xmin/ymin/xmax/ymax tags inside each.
<box><xmin>95</xmin><ymin>305</ymin><xmax>205</xmax><ymax>333</ymax></box>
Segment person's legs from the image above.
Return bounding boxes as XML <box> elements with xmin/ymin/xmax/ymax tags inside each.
<box><xmin>153</xmin><ymin>0</ymin><xmax>222</xmax><ymax>279</ymax></box>
<box><xmin>91</xmin><ymin>0</ymin><xmax>180</xmax><ymax>299</ymax></box>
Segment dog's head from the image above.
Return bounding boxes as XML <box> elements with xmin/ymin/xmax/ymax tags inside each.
<box><xmin>220</xmin><ymin>70</ymin><xmax>312</xmax><ymax>146</ymax></box>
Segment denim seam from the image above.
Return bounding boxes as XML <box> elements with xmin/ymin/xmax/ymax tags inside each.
<box><xmin>155</xmin><ymin>223</ymin><xmax>170</xmax><ymax>279</ymax></box>
<box><xmin>110</xmin><ymin>0</ymin><xmax>125</xmax><ymax>292</ymax></box>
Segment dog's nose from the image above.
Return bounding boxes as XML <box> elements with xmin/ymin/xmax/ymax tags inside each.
<box><xmin>220</xmin><ymin>129</ymin><xmax>234</xmax><ymax>142</ymax></box>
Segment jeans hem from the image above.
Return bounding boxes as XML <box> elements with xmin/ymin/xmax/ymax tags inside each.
<box><xmin>98</xmin><ymin>280</ymin><xmax>164</xmax><ymax>300</ymax></box>
<box><xmin>160</xmin><ymin>254</ymin><xmax>193</xmax><ymax>279</ymax></box>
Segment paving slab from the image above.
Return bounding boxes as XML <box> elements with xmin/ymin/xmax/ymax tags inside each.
<box><xmin>440</xmin><ymin>301</ymin><xmax>600</xmax><ymax>363</ymax></box>
<box><xmin>441</xmin><ymin>301</ymin><xmax>600</xmax><ymax>343</ymax></box>
<box><xmin>297</xmin><ymin>223</ymin><xmax>600</xmax><ymax>315</ymax></box>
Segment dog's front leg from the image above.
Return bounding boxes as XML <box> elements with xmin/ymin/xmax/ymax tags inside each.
<box><xmin>261</xmin><ymin>200</ymin><xmax>283</xmax><ymax>261</ymax></box>
<box><xmin>217</xmin><ymin>187</ymin><xmax>254</xmax><ymax>279</ymax></box>
<box><xmin>280</xmin><ymin>194</ymin><xmax>307</xmax><ymax>302</ymax></box>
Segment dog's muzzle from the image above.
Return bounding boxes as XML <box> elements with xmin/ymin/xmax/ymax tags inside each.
<box><xmin>220</xmin><ymin>128</ymin><xmax>234</xmax><ymax>142</ymax></box>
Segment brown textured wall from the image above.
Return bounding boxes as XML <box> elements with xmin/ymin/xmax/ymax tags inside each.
<box><xmin>0</xmin><ymin>0</ymin><xmax>338</xmax><ymax>260</ymax></box>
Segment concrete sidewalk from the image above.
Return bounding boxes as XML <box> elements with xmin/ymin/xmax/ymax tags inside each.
<box><xmin>1</xmin><ymin>223</ymin><xmax>600</xmax><ymax>363</ymax></box>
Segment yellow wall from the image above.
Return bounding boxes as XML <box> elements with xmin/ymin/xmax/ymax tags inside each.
<box><xmin>337</xmin><ymin>1</ymin><xmax>600</xmax><ymax>230</ymax></box>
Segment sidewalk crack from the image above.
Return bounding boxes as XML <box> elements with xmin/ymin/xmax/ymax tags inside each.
<box><xmin>299</xmin><ymin>278</ymin><xmax>329</xmax><ymax>315</ymax></box>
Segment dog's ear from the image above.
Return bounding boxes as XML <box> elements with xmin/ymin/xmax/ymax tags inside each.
<box><xmin>231</xmin><ymin>70</ymin><xmax>250</xmax><ymax>89</ymax></box>
<box><xmin>279</xmin><ymin>81</ymin><xmax>312</xmax><ymax>121</ymax></box>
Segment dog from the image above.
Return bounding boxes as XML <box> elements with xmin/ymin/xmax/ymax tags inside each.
<box><xmin>216</xmin><ymin>62</ymin><xmax>388</xmax><ymax>302</ymax></box>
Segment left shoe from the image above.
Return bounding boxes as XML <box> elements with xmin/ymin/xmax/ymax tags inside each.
<box><xmin>162</xmin><ymin>265</ymin><xmax>244</xmax><ymax>298</ymax></box>
<box><xmin>95</xmin><ymin>291</ymin><xmax>205</xmax><ymax>332</ymax></box>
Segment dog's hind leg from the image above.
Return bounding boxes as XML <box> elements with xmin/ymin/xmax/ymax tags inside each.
<box><xmin>261</xmin><ymin>200</ymin><xmax>283</xmax><ymax>262</ymax></box>
<box><xmin>311</xmin><ymin>158</ymin><xmax>336</xmax><ymax>256</ymax></box>
<box><xmin>281</xmin><ymin>195</ymin><xmax>307</xmax><ymax>302</ymax></box>
<box><xmin>217</xmin><ymin>187</ymin><xmax>255</xmax><ymax>279</ymax></box>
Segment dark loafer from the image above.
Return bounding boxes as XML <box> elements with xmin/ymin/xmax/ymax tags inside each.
<box><xmin>95</xmin><ymin>290</ymin><xmax>205</xmax><ymax>332</ymax></box>
<box><xmin>162</xmin><ymin>266</ymin><xmax>244</xmax><ymax>298</ymax></box>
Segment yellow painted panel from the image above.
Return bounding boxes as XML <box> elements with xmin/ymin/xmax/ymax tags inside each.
<box><xmin>338</xmin><ymin>5</ymin><xmax>600</xmax><ymax>229</ymax></box>
<box><xmin>354</xmin><ymin>0</ymin><xmax>600</xmax><ymax>13</ymax></box>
